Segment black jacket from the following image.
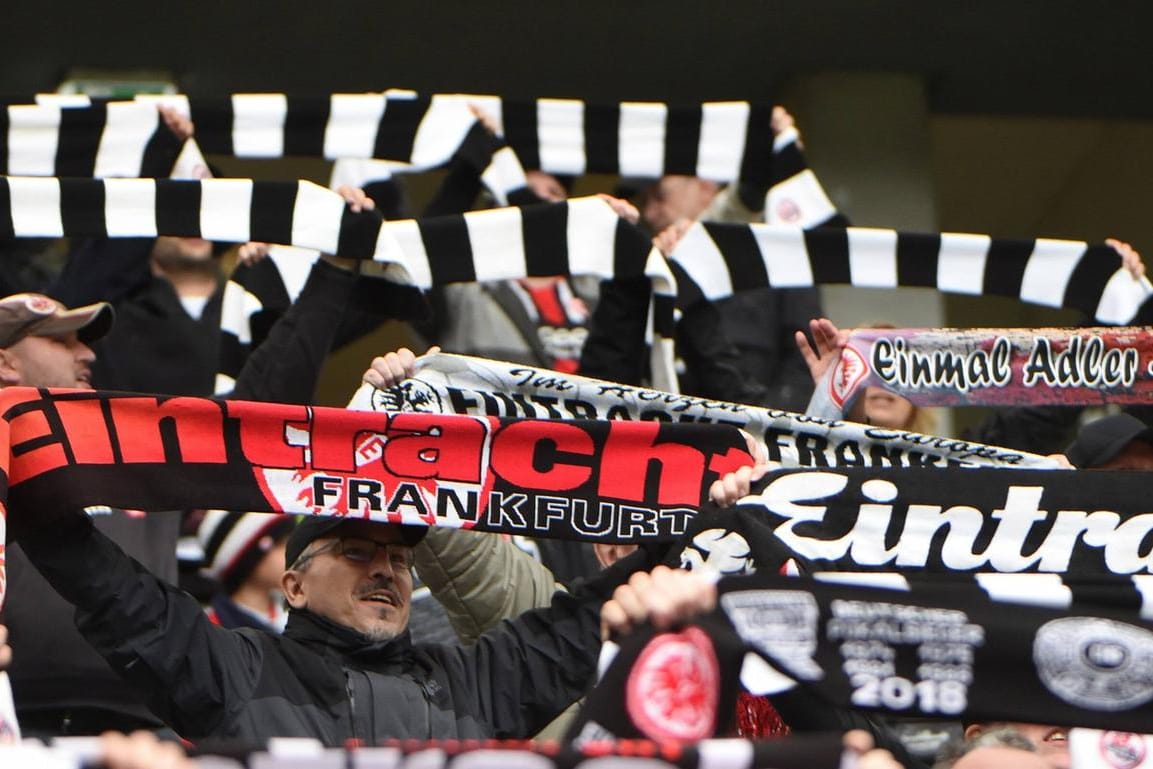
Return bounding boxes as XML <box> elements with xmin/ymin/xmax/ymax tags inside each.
<box><xmin>20</xmin><ymin>513</ymin><xmax>645</xmax><ymax>747</ymax></box>
<box><xmin>3</xmin><ymin>259</ymin><xmax>362</xmax><ymax>726</ymax></box>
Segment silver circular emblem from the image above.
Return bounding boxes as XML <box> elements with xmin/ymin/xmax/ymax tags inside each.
<box><xmin>1034</xmin><ymin>617</ymin><xmax>1153</xmax><ymax>711</ymax></box>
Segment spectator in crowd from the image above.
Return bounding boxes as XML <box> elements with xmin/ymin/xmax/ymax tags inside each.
<box><xmin>954</xmin><ymin>724</ymin><xmax>1066</xmax><ymax>769</ymax></box>
<box><xmin>14</xmin><ymin>490</ymin><xmax>665</xmax><ymax>745</ymax></box>
<box><xmin>1064</xmin><ymin>412</ymin><xmax>1153</xmax><ymax>470</ymax></box>
<box><xmin>49</xmin><ymin>107</ymin><xmax>223</xmax><ymax>397</ymax></box>
<box><xmin>934</xmin><ymin>727</ymin><xmax>1049</xmax><ymax>769</ymax></box>
<box><xmin>634</xmin><ymin>107</ymin><xmax>827</xmax><ymax>412</ymax></box>
<box><xmin>795</xmin><ymin>317</ymin><xmax>935</xmax><ymax>432</ymax></box>
<box><xmin>415</xmin><ymin>131</ymin><xmax>642</xmax><ymax>585</ymax></box>
<box><xmin>0</xmin><ymin>291</ymin><xmax>173</xmax><ymax>737</ymax></box>
<box><xmin>362</xmin><ymin>349</ymin><xmax>920</xmax><ymax>759</ymax></box>
<box><xmin>196</xmin><ymin>512</ymin><xmax>296</xmax><ymax>633</ymax></box>
<box><xmin>1</xmin><ymin>189</ymin><xmax>387</xmax><ymax>738</ymax></box>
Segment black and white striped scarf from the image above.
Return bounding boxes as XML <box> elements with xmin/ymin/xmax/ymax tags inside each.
<box><xmin>215</xmin><ymin>194</ymin><xmax>678</xmax><ymax>390</ymax></box>
<box><xmin>0</xmin><ymin>177</ymin><xmax>676</xmax><ymax>393</ymax></box>
<box><xmin>29</xmin><ymin>93</ymin><xmax>777</xmax><ymax>180</ymax></box>
<box><xmin>0</xmin><ymin>100</ymin><xmax>185</xmax><ymax>178</ymax></box>
<box><xmin>669</xmin><ymin>220</ymin><xmax>1153</xmax><ymax>325</ymax></box>
<box><xmin>3</xmin><ymin>176</ymin><xmax>1147</xmax><ymax>391</ymax></box>
<box><xmin>14</xmin><ymin>92</ymin><xmax>837</xmax><ymax>222</ymax></box>
<box><xmin>3</xmin><ymin>95</ymin><xmax>535</xmax><ymax>205</ymax></box>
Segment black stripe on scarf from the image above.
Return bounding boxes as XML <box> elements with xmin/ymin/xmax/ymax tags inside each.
<box><xmin>189</xmin><ymin>96</ymin><xmax>237</xmax><ymax>156</ymax></box>
<box><xmin>155</xmin><ymin>179</ymin><xmax>204</xmax><ymax>238</ymax></box>
<box><xmin>613</xmin><ymin>215</ymin><xmax>653</xmax><ymax>280</ymax></box>
<box><xmin>55</xmin><ymin>101</ymin><xmax>105</xmax><ymax>178</ymax></box>
<box><xmin>60</xmin><ymin>177</ymin><xmax>108</xmax><ymax>236</ymax></box>
<box><xmin>283</xmin><ymin>96</ymin><xmax>329</xmax><ymax>157</ymax></box>
<box><xmin>0</xmin><ymin>180</ymin><xmax>12</xmax><ymax>239</ymax></box>
<box><xmin>584</xmin><ymin>102</ymin><xmax>621</xmax><ymax>175</ymax></box>
<box><xmin>1064</xmin><ymin>245</ymin><xmax>1124</xmax><ymax>317</ymax></box>
<box><xmin>740</xmin><ymin>103</ymin><xmax>775</xmax><ymax>187</ymax></box>
<box><xmin>895</xmin><ymin>231</ymin><xmax>942</xmax><ymax>288</ymax></box>
<box><xmin>706</xmin><ymin>222</ymin><xmax>770</xmax><ymax>289</ymax></box>
<box><xmin>522</xmin><ymin>202</ymin><xmax>570</xmax><ymax>276</ymax></box>
<box><xmin>0</xmin><ymin>106</ymin><xmax>9</xmax><ymax>171</ymax></box>
<box><xmin>373</xmin><ymin>95</ymin><xmax>429</xmax><ymax>162</ymax></box>
<box><xmin>138</xmin><ymin>113</ymin><xmax>184</xmax><ymax>179</ymax></box>
<box><xmin>420</xmin><ymin>214</ymin><xmax>477</xmax><ymax>284</ymax></box>
<box><xmin>335</xmin><ymin>200</ymin><xmax>382</xmax><ymax>261</ymax></box>
<box><xmin>803</xmin><ymin>227</ymin><xmax>853</xmax><ymax>285</ymax></box>
<box><xmin>249</xmin><ymin>182</ymin><xmax>297</xmax><ymax>246</ymax></box>
<box><xmin>663</xmin><ymin>104</ymin><xmax>702</xmax><ymax>176</ymax></box>
<box><xmin>501</xmin><ymin>100</ymin><xmax>540</xmax><ymax>170</ymax></box>
<box><xmin>981</xmin><ymin>238</ymin><xmax>1034</xmax><ymax>301</ymax></box>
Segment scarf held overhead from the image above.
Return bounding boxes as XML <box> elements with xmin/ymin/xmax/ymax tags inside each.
<box><xmin>734</xmin><ymin>467</ymin><xmax>1153</xmax><ymax>576</ymax></box>
<box><xmin>24</xmin><ymin>92</ymin><xmax>785</xmax><ymax>184</ymax></box>
<box><xmin>669</xmin><ymin>220</ymin><xmax>1153</xmax><ymax>325</ymax></box>
<box><xmin>0</xmin><ymin>386</ymin><xmax>753</xmax><ymax>602</ymax></box>
<box><xmin>8</xmin><ymin>92</ymin><xmax>838</xmax><ymax>223</ymax></box>
<box><xmin>2</xmin><ymin>95</ymin><xmax>534</xmax><ymax>205</ymax></box>
<box><xmin>807</xmin><ymin>326</ymin><xmax>1153</xmax><ymax>419</ymax></box>
<box><xmin>348</xmin><ymin>352</ymin><xmax>1056</xmax><ymax>470</ymax></box>
<box><xmin>713</xmin><ymin>572</ymin><xmax>1153</xmax><ymax>732</ymax></box>
<box><xmin>1</xmin><ymin>176</ymin><xmax>1144</xmax><ymax>390</ymax></box>
<box><xmin>582</xmin><ymin>572</ymin><xmax>1153</xmax><ymax>737</ymax></box>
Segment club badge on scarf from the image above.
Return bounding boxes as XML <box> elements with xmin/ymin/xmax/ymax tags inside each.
<box><xmin>713</xmin><ymin>572</ymin><xmax>1153</xmax><ymax>732</ymax></box>
<box><xmin>734</xmin><ymin>467</ymin><xmax>1153</xmax><ymax>576</ymax></box>
<box><xmin>566</xmin><ymin>614</ymin><xmax>746</xmax><ymax>745</ymax></box>
<box><xmin>810</xmin><ymin>327</ymin><xmax>1153</xmax><ymax>420</ymax></box>
<box><xmin>1071</xmin><ymin>729</ymin><xmax>1153</xmax><ymax>769</ymax></box>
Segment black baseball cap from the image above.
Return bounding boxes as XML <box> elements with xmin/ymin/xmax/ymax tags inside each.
<box><xmin>1065</xmin><ymin>414</ymin><xmax>1153</xmax><ymax>469</ymax></box>
<box><xmin>285</xmin><ymin>517</ymin><xmax>428</xmax><ymax>568</ymax></box>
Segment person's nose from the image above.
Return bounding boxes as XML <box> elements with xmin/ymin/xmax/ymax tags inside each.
<box><xmin>367</xmin><ymin>551</ymin><xmax>397</xmax><ymax>580</ymax></box>
<box><xmin>72</xmin><ymin>339</ymin><xmax>96</xmax><ymax>363</ymax></box>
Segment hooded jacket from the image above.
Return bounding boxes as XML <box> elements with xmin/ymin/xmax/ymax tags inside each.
<box><xmin>20</xmin><ymin>512</ymin><xmax>643</xmax><ymax>747</ymax></box>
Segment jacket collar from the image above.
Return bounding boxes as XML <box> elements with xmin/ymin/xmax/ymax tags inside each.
<box><xmin>283</xmin><ymin>608</ymin><xmax>415</xmax><ymax>671</ymax></box>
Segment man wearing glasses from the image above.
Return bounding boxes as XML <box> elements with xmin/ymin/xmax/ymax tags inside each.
<box><xmin>18</xmin><ymin>512</ymin><xmax>651</xmax><ymax>746</ymax></box>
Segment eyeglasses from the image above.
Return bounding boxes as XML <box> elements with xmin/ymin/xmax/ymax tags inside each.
<box><xmin>297</xmin><ymin>536</ymin><xmax>414</xmax><ymax>571</ymax></box>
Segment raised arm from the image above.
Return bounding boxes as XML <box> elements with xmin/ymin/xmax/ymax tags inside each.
<box><xmin>16</xmin><ymin>512</ymin><xmax>262</xmax><ymax>737</ymax></box>
<box><xmin>361</xmin><ymin>351</ymin><xmax>562</xmax><ymax>644</ymax></box>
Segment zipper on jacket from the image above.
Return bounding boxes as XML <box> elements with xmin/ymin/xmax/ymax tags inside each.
<box><xmin>418</xmin><ymin>679</ymin><xmax>435</xmax><ymax>739</ymax></box>
<box><xmin>345</xmin><ymin>674</ymin><xmax>358</xmax><ymax>743</ymax></box>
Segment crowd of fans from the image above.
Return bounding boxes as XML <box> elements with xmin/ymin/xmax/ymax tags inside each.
<box><xmin>0</xmin><ymin>95</ymin><xmax>1148</xmax><ymax>769</ymax></box>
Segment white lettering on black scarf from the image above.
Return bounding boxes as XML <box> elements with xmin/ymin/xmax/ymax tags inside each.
<box><xmin>349</xmin><ymin>352</ymin><xmax>1055</xmax><ymax>471</ymax></box>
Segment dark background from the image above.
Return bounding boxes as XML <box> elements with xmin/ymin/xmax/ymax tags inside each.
<box><xmin>3</xmin><ymin>0</ymin><xmax>1150</xmax><ymax>118</ymax></box>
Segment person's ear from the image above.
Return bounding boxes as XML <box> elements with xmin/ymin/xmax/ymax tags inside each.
<box><xmin>963</xmin><ymin>724</ymin><xmax>985</xmax><ymax>741</ymax></box>
<box><xmin>593</xmin><ymin>542</ymin><xmax>638</xmax><ymax>569</ymax></box>
<box><xmin>281</xmin><ymin>570</ymin><xmax>307</xmax><ymax>609</ymax></box>
<box><xmin>0</xmin><ymin>347</ymin><xmax>23</xmax><ymax>386</ymax></box>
